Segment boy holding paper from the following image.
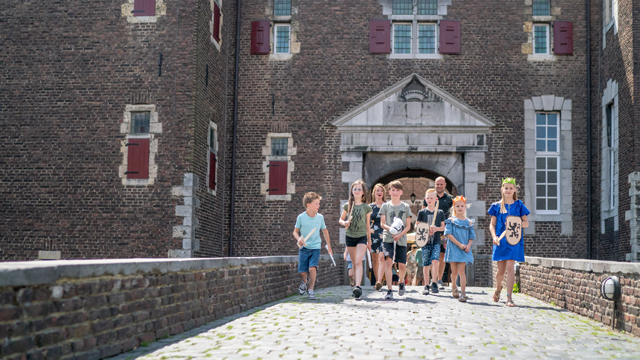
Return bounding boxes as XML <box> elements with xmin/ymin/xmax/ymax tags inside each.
<box><xmin>293</xmin><ymin>192</ymin><xmax>333</xmax><ymax>300</ymax></box>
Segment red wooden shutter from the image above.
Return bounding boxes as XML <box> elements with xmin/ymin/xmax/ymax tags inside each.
<box><xmin>268</xmin><ymin>161</ymin><xmax>288</xmax><ymax>195</ymax></box>
<box><xmin>133</xmin><ymin>0</ymin><xmax>156</xmax><ymax>17</ymax></box>
<box><xmin>127</xmin><ymin>138</ymin><xmax>150</xmax><ymax>179</ymax></box>
<box><xmin>251</xmin><ymin>20</ymin><xmax>271</xmax><ymax>55</ymax></box>
<box><xmin>209</xmin><ymin>152</ymin><xmax>217</xmax><ymax>190</ymax></box>
<box><xmin>439</xmin><ymin>20</ymin><xmax>461</xmax><ymax>54</ymax></box>
<box><xmin>213</xmin><ymin>2</ymin><xmax>221</xmax><ymax>42</ymax></box>
<box><xmin>369</xmin><ymin>20</ymin><xmax>391</xmax><ymax>54</ymax></box>
<box><xmin>553</xmin><ymin>21</ymin><xmax>573</xmax><ymax>55</ymax></box>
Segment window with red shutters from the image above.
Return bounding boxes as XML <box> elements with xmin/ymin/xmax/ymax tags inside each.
<box><xmin>209</xmin><ymin>152</ymin><xmax>217</xmax><ymax>190</ymax></box>
<box><xmin>133</xmin><ymin>0</ymin><xmax>156</xmax><ymax>17</ymax></box>
<box><xmin>369</xmin><ymin>20</ymin><xmax>391</xmax><ymax>54</ymax></box>
<box><xmin>251</xmin><ymin>21</ymin><xmax>271</xmax><ymax>55</ymax></box>
<box><xmin>213</xmin><ymin>2</ymin><xmax>222</xmax><ymax>43</ymax></box>
<box><xmin>553</xmin><ymin>21</ymin><xmax>573</xmax><ymax>55</ymax></box>
<box><xmin>439</xmin><ymin>20</ymin><xmax>460</xmax><ymax>54</ymax></box>
<box><xmin>126</xmin><ymin>138</ymin><xmax>150</xmax><ymax>179</ymax></box>
<box><xmin>268</xmin><ymin>161</ymin><xmax>288</xmax><ymax>195</ymax></box>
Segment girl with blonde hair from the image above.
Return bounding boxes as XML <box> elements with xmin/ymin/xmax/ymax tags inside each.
<box><xmin>488</xmin><ymin>178</ymin><xmax>530</xmax><ymax>307</ymax></box>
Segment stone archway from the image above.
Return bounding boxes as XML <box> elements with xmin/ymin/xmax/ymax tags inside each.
<box><xmin>364</xmin><ymin>152</ymin><xmax>463</xmax><ymax>195</ymax></box>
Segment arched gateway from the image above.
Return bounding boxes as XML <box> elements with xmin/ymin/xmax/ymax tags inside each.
<box><xmin>331</xmin><ymin>74</ymin><xmax>496</xmax><ymax>284</ymax></box>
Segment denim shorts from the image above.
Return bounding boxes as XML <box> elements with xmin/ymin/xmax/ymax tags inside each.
<box><xmin>298</xmin><ymin>248</ymin><xmax>321</xmax><ymax>273</ymax></box>
<box><xmin>421</xmin><ymin>243</ymin><xmax>441</xmax><ymax>267</ymax></box>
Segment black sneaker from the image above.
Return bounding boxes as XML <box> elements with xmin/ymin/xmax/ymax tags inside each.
<box><xmin>431</xmin><ymin>282</ymin><xmax>439</xmax><ymax>294</ymax></box>
<box><xmin>398</xmin><ymin>283</ymin><xmax>406</xmax><ymax>296</ymax></box>
<box><xmin>422</xmin><ymin>285</ymin><xmax>430</xmax><ymax>295</ymax></box>
<box><xmin>353</xmin><ymin>286</ymin><xmax>362</xmax><ymax>299</ymax></box>
<box><xmin>385</xmin><ymin>289</ymin><xmax>393</xmax><ymax>300</ymax></box>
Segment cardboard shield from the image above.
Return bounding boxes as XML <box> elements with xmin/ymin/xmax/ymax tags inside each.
<box><xmin>505</xmin><ymin>216</ymin><xmax>523</xmax><ymax>245</ymax></box>
<box><xmin>415</xmin><ymin>222</ymin><xmax>430</xmax><ymax>247</ymax></box>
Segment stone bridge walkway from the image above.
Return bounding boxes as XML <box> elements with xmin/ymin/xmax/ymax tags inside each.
<box><xmin>111</xmin><ymin>286</ymin><xmax>640</xmax><ymax>360</ymax></box>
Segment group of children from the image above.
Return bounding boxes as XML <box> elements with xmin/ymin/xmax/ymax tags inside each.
<box><xmin>293</xmin><ymin>177</ymin><xmax>529</xmax><ymax>307</ymax></box>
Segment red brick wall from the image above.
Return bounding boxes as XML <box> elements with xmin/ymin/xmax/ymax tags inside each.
<box><xmin>590</xmin><ymin>0</ymin><xmax>637</xmax><ymax>260</ymax></box>
<box><xmin>493</xmin><ymin>257</ymin><xmax>640</xmax><ymax>337</ymax></box>
<box><xmin>0</xmin><ymin>257</ymin><xmax>344</xmax><ymax>359</ymax></box>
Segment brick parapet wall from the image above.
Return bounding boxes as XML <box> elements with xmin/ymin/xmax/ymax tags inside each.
<box><xmin>0</xmin><ymin>256</ymin><xmax>343</xmax><ymax>360</ymax></box>
<box><xmin>493</xmin><ymin>257</ymin><xmax>640</xmax><ymax>337</ymax></box>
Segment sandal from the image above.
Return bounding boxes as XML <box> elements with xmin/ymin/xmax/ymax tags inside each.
<box><xmin>452</xmin><ymin>287</ymin><xmax>459</xmax><ymax>298</ymax></box>
<box><xmin>458</xmin><ymin>296</ymin><xmax>467</xmax><ymax>303</ymax></box>
<box><xmin>493</xmin><ymin>289</ymin><xmax>501</xmax><ymax>303</ymax></box>
<box><xmin>505</xmin><ymin>299</ymin><xmax>516</xmax><ymax>307</ymax></box>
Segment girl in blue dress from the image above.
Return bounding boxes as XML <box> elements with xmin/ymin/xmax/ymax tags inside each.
<box><xmin>488</xmin><ymin>178</ymin><xmax>530</xmax><ymax>307</ymax></box>
<box><xmin>443</xmin><ymin>195</ymin><xmax>475</xmax><ymax>302</ymax></box>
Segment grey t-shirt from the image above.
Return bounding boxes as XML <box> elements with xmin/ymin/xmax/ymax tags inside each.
<box><xmin>379</xmin><ymin>201</ymin><xmax>413</xmax><ymax>247</ymax></box>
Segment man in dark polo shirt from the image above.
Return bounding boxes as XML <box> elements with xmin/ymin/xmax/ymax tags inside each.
<box><xmin>422</xmin><ymin>177</ymin><xmax>453</xmax><ymax>291</ymax></box>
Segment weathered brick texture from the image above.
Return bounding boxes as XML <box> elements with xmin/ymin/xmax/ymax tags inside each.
<box><xmin>0</xmin><ymin>257</ymin><xmax>343</xmax><ymax>360</ymax></box>
<box><xmin>492</xmin><ymin>257</ymin><xmax>640</xmax><ymax>338</ymax></box>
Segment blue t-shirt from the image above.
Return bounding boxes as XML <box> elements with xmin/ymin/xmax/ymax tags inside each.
<box><xmin>295</xmin><ymin>212</ymin><xmax>327</xmax><ymax>249</ymax></box>
<box><xmin>487</xmin><ymin>200</ymin><xmax>530</xmax><ymax>262</ymax></box>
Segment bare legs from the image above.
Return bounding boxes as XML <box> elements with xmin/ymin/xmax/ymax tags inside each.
<box><xmin>299</xmin><ymin>266</ymin><xmax>317</xmax><ymax>290</ymax></box>
<box><xmin>494</xmin><ymin>260</ymin><xmax>516</xmax><ymax>305</ymax></box>
<box><xmin>450</xmin><ymin>262</ymin><xmax>466</xmax><ymax>296</ymax></box>
<box><xmin>372</xmin><ymin>251</ymin><xmax>385</xmax><ymax>286</ymax></box>
<box><xmin>347</xmin><ymin>244</ymin><xmax>368</xmax><ymax>287</ymax></box>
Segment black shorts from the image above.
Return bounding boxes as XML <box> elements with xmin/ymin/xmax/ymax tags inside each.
<box><xmin>382</xmin><ymin>242</ymin><xmax>407</xmax><ymax>264</ymax></box>
<box><xmin>440</xmin><ymin>241</ymin><xmax>446</xmax><ymax>253</ymax></box>
<box><xmin>345</xmin><ymin>235</ymin><xmax>367</xmax><ymax>247</ymax></box>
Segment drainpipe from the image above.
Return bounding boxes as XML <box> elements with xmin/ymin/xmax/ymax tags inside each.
<box><xmin>586</xmin><ymin>0</ymin><xmax>592</xmax><ymax>259</ymax></box>
<box><xmin>229</xmin><ymin>0</ymin><xmax>241</xmax><ymax>257</ymax></box>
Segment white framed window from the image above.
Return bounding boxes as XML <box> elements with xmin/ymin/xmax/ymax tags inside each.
<box><xmin>274</xmin><ymin>0</ymin><xmax>291</xmax><ymax>16</ymax></box>
<box><xmin>274</xmin><ymin>24</ymin><xmax>291</xmax><ymax>54</ymax></box>
<box><xmin>535</xmin><ymin>113</ymin><xmax>560</xmax><ymax>214</ymax></box>
<box><xmin>393</xmin><ymin>23</ymin><xmax>412</xmax><ymax>54</ymax></box>
<box><xmin>392</xmin><ymin>0</ymin><xmax>414</xmax><ymax>15</ymax></box>
<box><xmin>208</xmin><ymin>122</ymin><xmax>218</xmax><ymax>195</ymax></box>
<box><xmin>533</xmin><ymin>24</ymin><xmax>549</xmax><ymax>54</ymax></box>
<box><xmin>605</xmin><ymin>102</ymin><xmax>618</xmax><ymax>210</ymax></box>
<box><xmin>418</xmin><ymin>23</ymin><xmax>437</xmax><ymax>54</ymax></box>
<box><xmin>532</xmin><ymin>0</ymin><xmax>550</xmax><ymax>16</ymax></box>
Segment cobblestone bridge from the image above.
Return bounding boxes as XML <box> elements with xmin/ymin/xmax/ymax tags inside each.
<box><xmin>112</xmin><ymin>286</ymin><xmax>640</xmax><ymax>360</ymax></box>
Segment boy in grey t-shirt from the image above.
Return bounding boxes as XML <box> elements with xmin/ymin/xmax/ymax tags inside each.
<box><xmin>379</xmin><ymin>180</ymin><xmax>413</xmax><ymax>300</ymax></box>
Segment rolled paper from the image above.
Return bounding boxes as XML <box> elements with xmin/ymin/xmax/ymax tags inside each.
<box><xmin>367</xmin><ymin>249</ymin><xmax>372</xmax><ymax>269</ymax></box>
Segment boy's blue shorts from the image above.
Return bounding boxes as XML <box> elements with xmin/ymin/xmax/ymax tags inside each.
<box><xmin>421</xmin><ymin>243</ymin><xmax>441</xmax><ymax>267</ymax></box>
<box><xmin>298</xmin><ymin>248</ymin><xmax>321</xmax><ymax>273</ymax></box>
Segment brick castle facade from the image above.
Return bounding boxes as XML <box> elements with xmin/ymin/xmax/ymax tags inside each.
<box><xmin>1</xmin><ymin>0</ymin><xmax>639</xmax><ymax>285</ymax></box>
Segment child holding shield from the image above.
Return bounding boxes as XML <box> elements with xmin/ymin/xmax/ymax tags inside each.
<box><xmin>488</xmin><ymin>178</ymin><xmax>529</xmax><ymax>307</ymax></box>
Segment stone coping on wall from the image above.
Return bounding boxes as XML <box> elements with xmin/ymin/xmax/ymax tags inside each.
<box><xmin>523</xmin><ymin>256</ymin><xmax>640</xmax><ymax>275</ymax></box>
<box><xmin>0</xmin><ymin>255</ymin><xmax>338</xmax><ymax>287</ymax></box>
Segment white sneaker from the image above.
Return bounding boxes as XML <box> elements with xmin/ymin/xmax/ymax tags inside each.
<box><xmin>437</xmin><ymin>280</ymin><xmax>445</xmax><ymax>290</ymax></box>
<box><xmin>298</xmin><ymin>281</ymin><xmax>307</xmax><ymax>295</ymax></box>
<box><xmin>308</xmin><ymin>289</ymin><xmax>316</xmax><ymax>300</ymax></box>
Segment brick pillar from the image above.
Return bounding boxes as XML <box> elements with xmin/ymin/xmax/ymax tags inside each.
<box><xmin>625</xmin><ymin>172</ymin><xmax>640</xmax><ymax>262</ymax></box>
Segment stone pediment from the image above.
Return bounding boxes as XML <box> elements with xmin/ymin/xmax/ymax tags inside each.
<box><xmin>331</xmin><ymin>74</ymin><xmax>495</xmax><ymax>133</ymax></box>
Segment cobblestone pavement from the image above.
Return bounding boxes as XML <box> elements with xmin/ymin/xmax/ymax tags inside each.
<box><xmin>112</xmin><ymin>286</ymin><xmax>640</xmax><ymax>360</ymax></box>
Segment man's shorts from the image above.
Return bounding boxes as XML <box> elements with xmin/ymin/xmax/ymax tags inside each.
<box><xmin>347</xmin><ymin>260</ymin><xmax>353</xmax><ymax>270</ymax></box>
<box><xmin>345</xmin><ymin>235</ymin><xmax>367</xmax><ymax>247</ymax></box>
<box><xmin>421</xmin><ymin>243</ymin><xmax>441</xmax><ymax>267</ymax></box>
<box><xmin>371</xmin><ymin>238</ymin><xmax>383</xmax><ymax>253</ymax></box>
<box><xmin>440</xmin><ymin>240</ymin><xmax>446</xmax><ymax>254</ymax></box>
<box><xmin>298</xmin><ymin>248</ymin><xmax>321</xmax><ymax>273</ymax></box>
<box><xmin>382</xmin><ymin>242</ymin><xmax>407</xmax><ymax>264</ymax></box>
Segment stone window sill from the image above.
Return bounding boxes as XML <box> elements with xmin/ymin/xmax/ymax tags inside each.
<box><xmin>528</xmin><ymin>54</ymin><xmax>556</xmax><ymax>62</ymax></box>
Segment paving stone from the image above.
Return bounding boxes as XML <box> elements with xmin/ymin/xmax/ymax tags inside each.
<box><xmin>110</xmin><ymin>286</ymin><xmax>640</xmax><ymax>360</ymax></box>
